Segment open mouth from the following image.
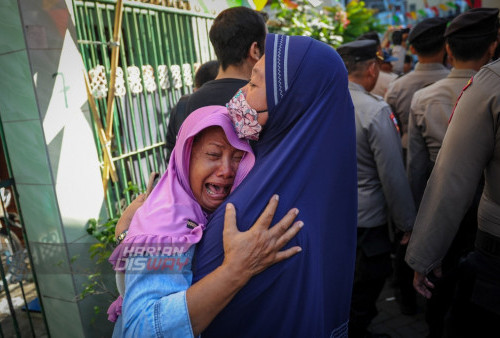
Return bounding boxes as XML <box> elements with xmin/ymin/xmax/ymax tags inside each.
<box><xmin>205</xmin><ymin>183</ymin><xmax>231</xmax><ymax>198</ymax></box>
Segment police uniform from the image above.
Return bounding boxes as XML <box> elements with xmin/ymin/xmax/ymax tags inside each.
<box><xmin>338</xmin><ymin>40</ymin><xmax>416</xmax><ymax>338</ymax></box>
<box><xmin>407</xmin><ymin>68</ymin><xmax>477</xmax><ymax>206</ymax></box>
<box><xmin>406</xmin><ymin>56</ymin><xmax>500</xmax><ymax>338</ymax></box>
<box><xmin>406</xmin><ymin>9</ymin><xmax>500</xmax><ymax>336</ymax></box>
<box><xmin>385</xmin><ymin>18</ymin><xmax>450</xmax><ymax>153</ymax></box>
<box><xmin>349</xmin><ymin>82</ymin><xmax>415</xmax><ymax>233</ymax></box>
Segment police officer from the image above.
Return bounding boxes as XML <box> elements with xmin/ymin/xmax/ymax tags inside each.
<box><xmin>406</xmin><ymin>55</ymin><xmax>500</xmax><ymax>338</ymax></box>
<box><xmin>385</xmin><ymin>17</ymin><xmax>450</xmax><ymax>161</ymax></box>
<box><xmin>408</xmin><ymin>9</ymin><xmax>499</xmax><ymax>206</ymax></box>
<box><xmin>338</xmin><ymin>40</ymin><xmax>416</xmax><ymax>338</ymax></box>
<box><xmin>384</xmin><ymin>17</ymin><xmax>450</xmax><ymax>315</ymax></box>
<box><xmin>406</xmin><ymin>8</ymin><xmax>499</xmax><ymax>337</ymax></box>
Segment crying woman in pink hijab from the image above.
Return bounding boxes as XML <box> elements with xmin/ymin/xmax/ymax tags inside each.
<box><xmin>108</xmin><ymin>105</ymin><xmax>303</xmax><ymax>337</ymax></box>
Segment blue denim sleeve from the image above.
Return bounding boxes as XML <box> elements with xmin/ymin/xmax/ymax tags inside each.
<box><xmin>120</xmin><ymin>246</ymin><xmax>195</xmax><ymax>338</ymax></box>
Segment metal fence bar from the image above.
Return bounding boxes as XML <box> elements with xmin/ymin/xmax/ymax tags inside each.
<box><xmin>83</xmin><ymin>2</ymin><xmax>117</xmax><ymax>215</ymax></box>
<box><xmin>129</xmin><ymin>9</ymin><xmax>155</xmax><ymax>181</ymax></box>
<box><xmin>17</xmin><ymin>280</ymin><xmax>35</xmax><ymax>338</ymax></box>
<box><xmin>150</xmin><ymin>13</ymin><xmax>171</xmax><ymax>132</ymax></box>
<box><xmin>103</xmin><ymin>5</ymin><xmax>132</xmax><ymax>206</ymax></box>
<box><xmin>0</xmin><ymin>198</ymin><xmax>21</xmax><ymax>338</ymax></box>
<box><xmin>0</xmin><ymin>117</ymin><xmax>49</xmax><ymax>336</ymax></box>
<box><xmin>120</xmin><ymin>10</ymin><xmax>147</xmax><ymax>191</ymax></box>
<box><xmin>144</xmin><ymin>13</ymin><xmax>164</xmax><ymax>148</ymax></box>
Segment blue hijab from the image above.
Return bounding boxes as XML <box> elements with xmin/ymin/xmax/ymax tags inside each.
<box><xmin>193</xmin><ymin>34</ymin><xmax>357</xmax><ymax>337</ymax></box>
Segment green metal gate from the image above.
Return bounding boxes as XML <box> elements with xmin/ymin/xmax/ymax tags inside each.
<box><xmin>0</xmin><ymin>118</ymin><xmax>49</xmax><ymax>337</ymax></box>
<box><xmin>73</xmin><ymin>0</ymin><xmax>216</xmax><ymax>216</ymax></box>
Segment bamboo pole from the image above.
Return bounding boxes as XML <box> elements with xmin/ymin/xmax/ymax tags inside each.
<box><xmin>83</xmin><ymin>70</ymin><xmax>119</xmax><ymax>190</ymax></box>
<box><xmin>101</xmin><ymin>0</ymin><xmax>124</xmax><ymax>186</ymax></box>
<box><xmin>105</xmin><ymin>0</ymin><xmax>125</xmax><ymax>139</ymax></box>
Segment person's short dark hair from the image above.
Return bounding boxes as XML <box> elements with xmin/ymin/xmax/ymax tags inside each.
<box><xmin>408</xmin><ymin>18</ymin><xmax>448</xmax><ymax>56</ymax></box>
<box><xmin>445</xmin><ymin>8</ymin><xmax>499</xmax><ymax>62</ymax></box>
<box><xmin>447</xmin><ymin>34</ymin><xmax>498</xmax><ymax>61</ymax></box>
<box><xmin>392</xmin><ymin>30</ymin><xmax>403</xmax><ymax>46</ymax></box>
<box><xmin>194</xmin><ymin>60</ymin><xmax>219</xmax><ymax>89</ymax></box>
<box><xmin>404</xmin><ymin>54</ymin><xmax>412</xmax><ymax>64</ymax></box>
<box><xmin>209</xmin><ymin>7</ymin><xmax>267</xmax><ymax>71</ymax></box>
<box><xmin>357</xmin><ymin>31</ymin><xmax>381</xmax><ymax>46</ymax></box>
<box><xmin>259</xmin><ymin>11</ymin><xmax>269</xmax><ymax>23</ymax></box>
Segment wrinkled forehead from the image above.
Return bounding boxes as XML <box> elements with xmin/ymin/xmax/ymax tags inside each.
<box><xmin>192</xmin><ymin>126</ymin><xmax>243</xmax><ymax>153</ymax></box>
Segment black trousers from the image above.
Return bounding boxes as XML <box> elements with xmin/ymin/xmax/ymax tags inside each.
<box><xmin>349</xmin><ymin>226</ymin><xmax>393</xmax><ymax>338</ymax></box>
<box><xmin>444</xmin><ymin>231</ymin><xmax>500</xmax><ymax>338</ymax></box>
<box><xmin>426</xmin><ymin>183</ymin><xmax>480</xmax><ymax>337</ymax></box>
<box><xmin>392</xmin><ymin>230</ymin><xmax>417</xmax><ymax>312</ymax></box>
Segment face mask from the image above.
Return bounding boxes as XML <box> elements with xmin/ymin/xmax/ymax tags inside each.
<box><xmin>226</xmin><ymin>89</ymin><xmax>263</xmax><ymax>141</ymax></box>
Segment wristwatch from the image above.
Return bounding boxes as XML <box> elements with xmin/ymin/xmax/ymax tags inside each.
<box><xmin>115</xmin><ymin>230</ymin><xmax>128</xmax><ymax>246</ymax></box>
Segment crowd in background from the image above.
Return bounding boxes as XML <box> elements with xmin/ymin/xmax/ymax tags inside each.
<box><xmin>337</xmin><ymin>8</ymin><xmax>500</xmax><ymax>338</ymax></box>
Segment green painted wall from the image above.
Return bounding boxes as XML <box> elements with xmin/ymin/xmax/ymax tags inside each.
<box><xmin>0</xmin><ymin>0</ymin><xmax>111</xmax><ymax>336</ymax></box>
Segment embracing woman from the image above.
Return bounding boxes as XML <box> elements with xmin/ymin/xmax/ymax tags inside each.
<box><xmin>109</xmin><ymin>105</ymin><xmax>303</xmax><ymax>337</ymax></box>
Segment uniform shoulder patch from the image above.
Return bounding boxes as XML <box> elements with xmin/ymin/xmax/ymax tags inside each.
<box><xmin>449</xmin><ymin>76</ymin><xmax>473</xmax><ymax>124</ymax></box>
<box><xmin>389</xmin><ymin>111</ymin><xmax>400</xmax><ymax>133</ymax></box>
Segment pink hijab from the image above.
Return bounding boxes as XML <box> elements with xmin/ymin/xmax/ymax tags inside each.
<box><xmin>108</xmin><ymin>106</ymin><xmax>255</xmax><ymax>271</ymax></box>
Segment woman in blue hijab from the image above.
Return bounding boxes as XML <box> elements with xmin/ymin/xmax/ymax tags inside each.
<box><xmin>193</xmin><ymin>33</ymin><xmax>358</xmax><ymax>337</ymax></box>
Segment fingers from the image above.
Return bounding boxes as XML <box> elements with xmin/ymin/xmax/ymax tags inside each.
<box><xmin>275</xmin><ymin>221</ymin><xmax>303</xmax><ymax>250</ymax></box>
<box><xmin>115</xmin><ymin>194</ymin><xmax>147</xmax><ymax>238</ymax></box>
<box><xmin>413</xmin><ymin>272</ymin><xmax>434</xmax><ymax>299</ymax></box>
<box><xmin>146</xmin><ymin>172</ymin><xmax>159</xmax><ymax>196</ymax></box>
<box><xmin>131</xmin><ymin>193</ymin><xmax>147</xmax><ymax>205</ymax></box>
<box><xmin>400</xmin><ymin>232</ymin><xmax>411</xmax><ymax>245</ymax></box>
<box><xmin>273</xmin><ymin>246</ymin><xmax>302</xmax><ymax>263</ymax></box>
<box><xmin>269</xmin><ymin>208</ymin><xmax>299</xmax><ymax>238</ymax></box>
<box><xmin>413</xmin><ymin>280</ymin><xmax>430</xmax><ymax>299</ymax></box>
<box><xmin>433</xmin><ymin>266</ymin><xmax>443</xmax><ymax>278</ymax></box>
<box><xmin>253</xmin><ymin>195</ymin><xmax>279</xmax><ymax>231</ymax></box>
<box><xmin>223</xmin><ymin>203</ymin><xmax>237</xmax><ymax>237</ymax></box>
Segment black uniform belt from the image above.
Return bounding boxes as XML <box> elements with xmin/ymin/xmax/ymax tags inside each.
<box><xmin>475</xmin><ymin>229</ymin><xmax>500</xmax><ymax>258</ymax></box>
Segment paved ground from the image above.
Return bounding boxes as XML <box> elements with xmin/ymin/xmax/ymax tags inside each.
<box><xmin>0</xmin><ymin>280</ymin><xmax>48</xmax><ymax>337</ymax></box>
<box><xmin>369</xmin><ymin>279</ymin><xmax>428</xmax><ymax>338</ymax></box>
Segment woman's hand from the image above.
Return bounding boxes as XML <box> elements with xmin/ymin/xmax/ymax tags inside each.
<box><xmin>114</xmin><ymin>172</ymin><xmax>159</xmax><ymax>239</ymax></box>
<box><xmin>187</xmin><ymin>194</ymin><xmax>303</xmax><ymax>335</ymax></box>
<box><xmin>222</xmin><ymin>194</ymin><xmax>303</xmax><ymax>281</ymax></box>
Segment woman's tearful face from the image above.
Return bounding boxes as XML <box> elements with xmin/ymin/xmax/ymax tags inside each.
<box><xmin>189</xmin><ymin>126</ymin><xmax>244</xmax><ymax>213</ymax></box>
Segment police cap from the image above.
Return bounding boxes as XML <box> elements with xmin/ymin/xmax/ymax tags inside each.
<box><xmin>408</xmin><ymin>17</ymin><xmax>448</xmax><ymax>44</ymax></box>
<box><xmin>444</xmin><ymin>8</ymin><xmax>499</xmax><ymax>38</ymax></box>
<box><xmin>337</xmin><ymin>40</ymin><xmax>383</xmax><ymax>63</ymax></box>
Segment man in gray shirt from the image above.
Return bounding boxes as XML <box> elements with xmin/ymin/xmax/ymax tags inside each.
<box><xmin>338</xmin><ymin>40</ymin><xmax>416</xmax><ymax>338</ymax></box>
